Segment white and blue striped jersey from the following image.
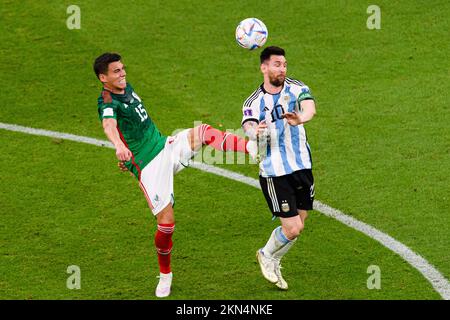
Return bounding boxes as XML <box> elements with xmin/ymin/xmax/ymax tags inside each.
<box><xmin>241</xmin><ymin>77</ymin><xmax>315</xmax><ymax>178</ymax></box>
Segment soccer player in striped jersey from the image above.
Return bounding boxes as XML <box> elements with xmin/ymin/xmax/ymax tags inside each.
<box><xmin>242</xmin><ymin>46</ymin><xmax>316</xmax><ymax>290</ymax></box>
<box><xmin>94</xmin><ymin>53</ymin><xmax>254</xmax><ymax>298</ymax></box>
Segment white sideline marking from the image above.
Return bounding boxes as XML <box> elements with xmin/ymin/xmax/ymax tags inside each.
<box><xmin>1</xmin><ymin>122</ymin><xmax>449</xmax><ymax>300</ymax></box>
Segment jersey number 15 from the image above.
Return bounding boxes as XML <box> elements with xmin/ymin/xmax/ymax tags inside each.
<box><xmin>135</xmin><ymin>104</ymin><xmax>148</xmax><ymax>122</ymax></box>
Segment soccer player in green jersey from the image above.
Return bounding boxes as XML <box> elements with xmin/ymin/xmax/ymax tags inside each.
<box><xmin>94</xmin><ymin>53</ymin><xmax>256</xmax><ymax>298</ymax></box>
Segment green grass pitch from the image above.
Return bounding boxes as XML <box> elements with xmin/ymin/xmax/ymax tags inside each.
<box><xmin>0</xmin><ymin>0</ymin><xmax>449</xmax><ymax>299</ymax></box>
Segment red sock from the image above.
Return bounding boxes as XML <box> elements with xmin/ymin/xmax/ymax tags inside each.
<box><xmin>198</xmin><ymin>124</ymin><xmax>248</xmax><ymax>153</ymax></box>
<box><xmin>155</xmin><ymin>223</ymin><xmax>175</xmax><ymax>274</ymax></box>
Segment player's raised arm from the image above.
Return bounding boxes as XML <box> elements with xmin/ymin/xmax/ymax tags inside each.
<box><xmin>283</xmin><ymin>99</ymin><xmax>316</xmax><ymax>126</ymax></box>
<box><xmin>102</xmin><ymin>118</ymin><xmax>132</xmax><ymax>162</ymax></box>
<box><xmin>299</xmin><ymin>99</ymin><xmax>316</xmax><ymax>123</ymax></box>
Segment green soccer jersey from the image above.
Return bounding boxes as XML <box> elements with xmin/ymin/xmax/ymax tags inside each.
<box><xmin>97</xmin><ymin>83</ymin><xmax>167</xmax><ymax>178</ymax></box>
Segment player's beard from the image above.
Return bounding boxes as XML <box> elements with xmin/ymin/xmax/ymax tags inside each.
<box><xmin>269</xmin><ymin>73</ymin><xmax>285</xmax><ymax>87</ymax></box>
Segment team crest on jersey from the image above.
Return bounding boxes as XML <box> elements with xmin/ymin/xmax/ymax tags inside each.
<box><xmin>283</xmin><ymin>94</ymin><xmax>290</xmax><ymax>103</ymax></box>
<box><xmin>132</xmin><ymin>92</ymin><xmax>142</xmax><ymax>102</ymax></box>
<box><xmin>281</xmin><ymin>201</ymin><xmax>290</xmax><ymax>213</ymax></box>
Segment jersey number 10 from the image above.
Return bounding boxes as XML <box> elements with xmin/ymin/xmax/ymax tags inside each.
<box><xmin>270</xmin><ymin>105</ymin><xmax>285</xmax><ymax>122</ymax></box>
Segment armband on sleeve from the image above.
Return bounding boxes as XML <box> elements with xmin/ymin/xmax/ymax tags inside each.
<box><xmin>298</xmin><ymin>86</ymin><xmax>314</xmax><ymax>102</ymax></box>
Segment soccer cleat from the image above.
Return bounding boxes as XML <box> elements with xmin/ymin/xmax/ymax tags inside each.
<box><xmin>256</xmin><ymin>249</ymin><xmax>278</xmax><ymax>283</ymax></box>
<box><xmin>155</xmin><ymin>272</ymin><xmax>173</xmax><ymax>298</ymax></box>
<box><xmin>274</xmin><ymin>261</ymin><xmax>288</xmax><ymax>290</ymax></box>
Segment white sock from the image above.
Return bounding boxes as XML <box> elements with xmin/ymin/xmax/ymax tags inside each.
<box><xmin>160</xmin><ymin>272</ymin><xmax>173</xmax><ymax>279</ymax></box>
<box><xmin>272</xmin><ymin>237</ymin><xmax>297</xmax><ymax>260</ymax></box>
<box><xmin>262</xmin><ymin>226</ymin><xmax>296</xmax><ymax>259</ymax></box>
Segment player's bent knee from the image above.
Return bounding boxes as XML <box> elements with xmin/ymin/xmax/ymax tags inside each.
<box><xmin>294</xmin><ymin>222</ymin><xmax>305</xmax><ymax>236</ymax></box>
<box><xmin>284</xmin><ymin>224</ymin><xmax>303</xmax><ymax>240</ymax></box>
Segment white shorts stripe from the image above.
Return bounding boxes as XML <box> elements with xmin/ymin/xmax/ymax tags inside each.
<box><xmin>267</xmin><ymin>178</ymin><xmax>280</xmax><ymax>212</ymax></box>
<box><xmin>266</xmin><ymin>178</ymin><xmax>276</xmax><ymax>210</ymax></box>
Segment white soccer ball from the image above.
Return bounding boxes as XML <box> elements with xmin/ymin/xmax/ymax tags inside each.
<box><xmin>235</xmin><ymin>18</ymin><xmax>268</xmax><ymax>50</ymax></box>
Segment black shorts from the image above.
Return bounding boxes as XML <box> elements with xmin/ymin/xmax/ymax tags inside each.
<box><xmin>259</xmin><ymin>169</ymin><xmax>315</xmax><ymax>218</ymax></box>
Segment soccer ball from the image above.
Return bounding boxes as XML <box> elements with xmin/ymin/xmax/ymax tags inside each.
<box><xmin>235</xmin><ymin>18</ymin><xmax>268</xmax><ymax>50</ymax></box>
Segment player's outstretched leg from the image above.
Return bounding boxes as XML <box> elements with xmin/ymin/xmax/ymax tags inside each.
<box><xmin>193</xmin><ymin>124</ymin><xmax>257</xmax><ymax>156</ymax></box>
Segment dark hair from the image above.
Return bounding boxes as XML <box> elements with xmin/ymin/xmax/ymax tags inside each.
<box><xmin>93</xmin><ymin>53</ymin><xmax>122</xmax><ymax>79</ymax></box>
<box><xmin>260</xmin><ymin>46</ymin><xmax>285</xmax><ymax>64</ymax></box>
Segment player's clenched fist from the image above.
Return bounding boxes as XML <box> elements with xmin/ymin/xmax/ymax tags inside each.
<box><xmin>115</xmin><ymin>144</ymin><xmax>132</xmax><ymax>162</ymax></box>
